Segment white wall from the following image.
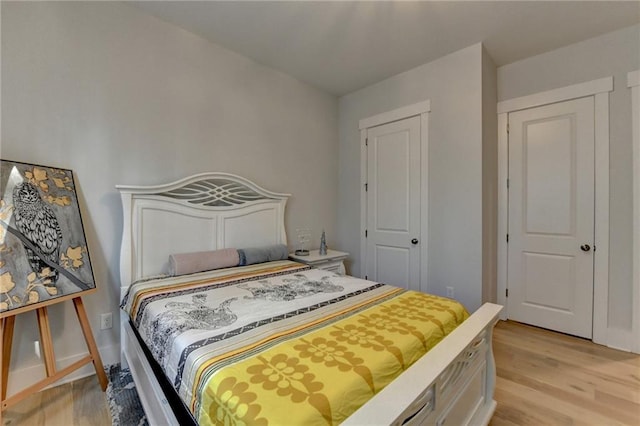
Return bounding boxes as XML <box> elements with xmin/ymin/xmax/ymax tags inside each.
<box><xmin>498</xmin><ymin>24</ymin><xmax>640</xmax><ymax>332</ymax></box>
<box><xmin>482</xmin><ymin>47</ymin><xmax>498</xmax><ymax>304</ymax></box>
<box><xmin>1</xmin><ymin>2</ymin><xmax>338</xmax><ymax>392</ymax></box>
<box><xmin>338</xmin><ymin>44</ymin><xmax>485</xmax><ymax>312</ymax></box>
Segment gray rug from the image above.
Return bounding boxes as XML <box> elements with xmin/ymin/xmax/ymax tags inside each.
<box><xmin>105</xmin><ymin>364</ymin><xmax>148</xmax><ymax>426</ymax></box>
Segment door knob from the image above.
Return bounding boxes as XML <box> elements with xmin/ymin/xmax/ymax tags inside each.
<box><xmin>580</xmin><ymin>244</ymin><xmax>591</xmax><ymax>252</ymax></box>
<box><xmin>411</xmin><ymin>238</ymin><xmax>419</xmax><ymax>245</ymax></box>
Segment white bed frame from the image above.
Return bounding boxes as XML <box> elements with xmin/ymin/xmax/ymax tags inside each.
<box><xmin>117</xmin><ymin>172</ymin><xmax>502</xmax><ymax>426</ymax></box>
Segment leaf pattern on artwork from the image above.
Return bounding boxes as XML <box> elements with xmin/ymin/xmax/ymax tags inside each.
<box><xmin>44</xmin><ymin>195</ymin><xmax>71</xmax><ymax>206</ymax></box>
<box><xmin>0</xmin><ymin>272</ymin><xmax>15</xmax><ymax>293</ymax></box>
<box><xmin>60</xmin><ymin>246</ymin><xmax>85</xmax><ymax>269</ymax></box>
<box><xmin>27</xmin><ymin>290</ymin><xmax>39</xmax><ymax>304</ymax></box>
<box><xmin>25</xmin><ymin>167</ymin><xmax>49</xmax><ymax>192</ymax></box>
<box><xmin>23</xmin><ymin>166</ymin><xmax>75</xmax><ymax>205</ymax></box>
<box><xmin>0</xmin><ymin>243</ymin><xmax>9</xmax><ymax>270</ymax></box>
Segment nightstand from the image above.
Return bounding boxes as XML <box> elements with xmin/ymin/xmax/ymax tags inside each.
<box><xmin>289</xmin><ymin>249</ymin><xmax>349</xmax><ymax>275</ymax></box>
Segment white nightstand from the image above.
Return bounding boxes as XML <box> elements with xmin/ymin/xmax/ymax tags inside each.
<box><xmin>289</xmin><ymin>249</ymin><xmax>349</xmax><ymax>275</ymax></box>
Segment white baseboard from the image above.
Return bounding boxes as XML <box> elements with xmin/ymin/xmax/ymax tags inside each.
<box><xmin>5</xmin><ymin>343</ymin><xmax>120</xmax><ymax>396</ymax></box>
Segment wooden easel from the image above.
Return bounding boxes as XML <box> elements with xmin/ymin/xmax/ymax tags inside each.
<box><xmin>0</xmin><ymin>294</ymin><xmax>108</xmax><ymax>421</ymax></box>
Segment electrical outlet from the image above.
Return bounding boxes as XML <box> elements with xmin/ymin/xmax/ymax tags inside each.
<box><xmin>100</xmin><ymin>313</ymin><xmax>113</xmax><ymax>330</ymax></box>
<box><xmin>446</xmin><ymin>286</ymin><xmax>454</xmax><ymax>298</ymax></box>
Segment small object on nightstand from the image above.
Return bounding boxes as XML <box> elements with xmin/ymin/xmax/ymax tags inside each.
<box><xmin>295</xmin><ymin>227</ymin><xmax>311</xmax><ymax>256</ymax></box>
<box><xmin>319</xmin><ymin>230</ymin><xmax>327</xmax><ymax>255</ymax></box>
<box><xmin>289</xmin><ymin>249</ymin><xmax>349</xmax><ymax>275</ymax></box>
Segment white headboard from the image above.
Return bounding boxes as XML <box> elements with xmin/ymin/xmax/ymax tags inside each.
<box><xmin>116</xmin><ymin>172</ymin><xmax>290</xmax><ymax>289</ymax></box>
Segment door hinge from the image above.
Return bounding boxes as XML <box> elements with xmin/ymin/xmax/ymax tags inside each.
<box><xmin>593</xmin><ymin>245</ymin><xmax>596</xmax><ymax>252</ymax></box>
<box><xmin>365</xmin><ymin>229</ymin><xmax>368</xmax><ymax>238</ymax></box>
<box><xmin>507</xmin><ymin>123</ymin><xmax>510</xmax><ymax>134</ymax></box>
<box><xmin>365</xmin><ymin>183</ymin><xmax>368</xmax><ymax>192</ymax></box>
<box><xmin>506</xmin><ymin>234</ymin><xmax>509</xmax><ymax>243</ymax></box>
<box><xmin>506</xmin><ymin>288</ymin><xmax>509</xmax><ymax>298</ymax></box>
<box><xmin>365</xmin><ymin>138</ymin><xmax>368</xmax><ymax>146</ymax></box>
<box><xmin>507</xmin><ymin>178</ymin><xmax>510</xmax><ymax>188</ymax></box>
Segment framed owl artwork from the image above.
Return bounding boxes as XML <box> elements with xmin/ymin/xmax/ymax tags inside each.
<box><xmin>0</xmin><ymin>160</ymin><xmax>96</xmax><ymax>317</ymax></box>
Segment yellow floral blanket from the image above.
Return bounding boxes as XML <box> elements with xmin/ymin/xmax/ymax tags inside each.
<box><xmin>121</xmin><ymin>260</ymin><xmax>468</xmax><ymax>425</ymax></box>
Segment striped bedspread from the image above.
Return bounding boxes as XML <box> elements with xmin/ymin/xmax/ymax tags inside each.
<box><xmin>121</xmin><ymin>260</ymin><xmax>468</xmax><ymax>425</ymax></box>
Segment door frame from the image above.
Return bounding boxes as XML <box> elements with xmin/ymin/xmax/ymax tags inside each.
<box><xmin>628</xmin><ymin>69</ymin><xmax>640</xmax><ymax>353</ymax></box>
<box><xmin>359</xmin><ymin>100</ymin><xmax>430</xmax><ymax>292</ymax></box>
<box><xmin>497</xmin><ymin>77</ymin><xmax>615</xmax><ymax>347</ymax></box>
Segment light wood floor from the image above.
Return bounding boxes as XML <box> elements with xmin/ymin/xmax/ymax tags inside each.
<box><xmin>490</xmin><ymin>321</ymin><xmax>640</xmax><ymax>426</ymax></box>
<box><xmin>2</xmin><ymin>375</ymin><xmax>109</xmax><ymax>426</ymax></box>
<box><xmin>2</xmin><ymin>320</ymin><xmax>639</xmax><ymax>425</ymax></box>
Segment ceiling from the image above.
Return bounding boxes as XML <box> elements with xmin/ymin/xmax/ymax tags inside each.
<box><xmin>130</xmin><ymin>1</ymin><xmax>640</xmax><ymax>96</ymax></box>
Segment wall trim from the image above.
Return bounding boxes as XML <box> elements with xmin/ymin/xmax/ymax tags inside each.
<box><xmin>359</xmin><ymin>100</ymin><xmax>431</xmax><ymax>130</ymax></box>
<box><xmin>359</xmin><ymin>129</ymin><xmax>368</xmax><ymax>280</ymax></box>
<box><xmin>497</xmin><ymin>77</ymin><xmax>614</xmax><ymax>347</ymax></box>
<box><xmin>628</xmin><ymin>69</ymin><xmax>640</xmax><ymax>353</ymax></box>
<box><xmin>628</xmin><ymin>70</ymin><xmax>640</xmax><ymax>88</ymax></box>
<box><xmin>420</xmin><ymin>112</ymin><xmax>430</xmax><ymax>295</ymax></box>
<box><xmin>497</xmin><ymin>76</ymin><xmax>613</xmax><ymax>114</ymax></box>
<box><xmin>592</xmin><ymin>91</ymin><xmax>610</xmax><ymax>348</ymax></box>
<box><xmin>496</xmin><ymin>113</ymin><xmax>508</xmax><ymax>320</ymax></box>
<box><xmin>360</xmin><ymin>101</ymin><xmax>430</xmax><ymax>294</ymax></box>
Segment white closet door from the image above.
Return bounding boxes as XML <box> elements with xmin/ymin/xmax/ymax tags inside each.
<box><xmin>508</xmin><ymin>97</ymin><xmax>594</xmax><ymax>338</ymax></box>
<box><xmin>365</xmin><ymin>116</ymin><xmax>421</xmax><ymax>290</ymax></box>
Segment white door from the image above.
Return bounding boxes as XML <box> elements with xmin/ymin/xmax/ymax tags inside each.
<box><xmin>508</xmin><ymin>97</ymin><xmax>594</xmax><ymax>338</ymax></box>
<box><xmin>365</xmin><ymin>116</ymin><xmax>421</xmax><ymax>290</ymax></box>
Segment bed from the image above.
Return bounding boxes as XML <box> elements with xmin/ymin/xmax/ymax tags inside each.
<box><xmin>117</xmin><ymin>172</ymin><xmax>502</xmax><ymax>426</ymax></box>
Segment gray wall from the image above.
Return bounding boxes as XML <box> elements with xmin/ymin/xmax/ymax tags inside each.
<box><xmin>482</xmin><ymin>47</ymin><xmax>498</xmax><ymax>304</ymax></box>
<box><xmin>497</xmin><ymin>24</ymin><xmax>640</xmax><ymax>331</ymax></box>
<box><xmin>1</xmin><ymin>1</ymin><xmax>338</xmax><ymax>388</ymax></box>
<box><xmin>338</xmin><ymin>44</ymin><xmax>485</xmax><ymax>312</ymax></box>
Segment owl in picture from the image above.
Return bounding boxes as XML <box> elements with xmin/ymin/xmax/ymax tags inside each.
<box><xmin>12</xmin><ymin>182</ymin><xmax>63</xmax><ymax>285</ymax></box>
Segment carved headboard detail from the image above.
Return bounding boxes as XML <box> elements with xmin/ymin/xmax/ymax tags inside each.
<box><xmin>116</xmin><ymin>173</ymin><xmax>290</xmax><ymax>288</ymax></box>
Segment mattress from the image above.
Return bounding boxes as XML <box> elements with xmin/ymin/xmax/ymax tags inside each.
<box><xmin>121</xmin><ymin>260</ymin><xmax>469</xmax><ymax>425</ymax></box>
